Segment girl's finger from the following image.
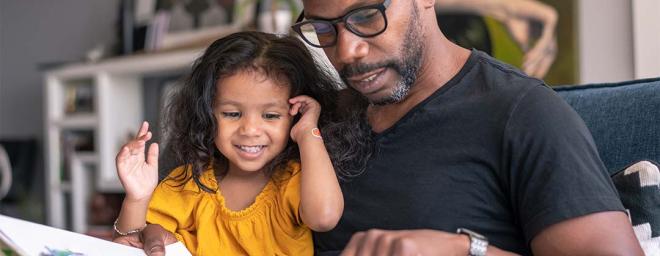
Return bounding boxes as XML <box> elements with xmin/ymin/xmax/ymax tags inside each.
<box><xmin>117</xmin><ymin>146</ymin><xmax>130</xmax><ymax>162</ymax></box>
<box><xmin>290</xmin><ymin>96</ymin><xmax>316</xmax><ymax>109</ymax></box>
<box><xmin>136</xmin><ymin>121</ymin><xmax>149</xmax><ymax>139</ymax></box>
<box><xmin>138</xmin><ymin>131</ymin><xmax>153</xmax><ymax>142</ymax></box>
<box><xmin>299</xmin><ymin>102</ymin><xmax>308</xmax><ymax>114</ymax></box>
<box><xmin>146</xmin><ymin>143</ymin><xmax>159</xmax><ymax>166</ymax></box>
<box><xmin>126</xmin><ymin>140</ymin><xmax>146</xmax><ymax>155</ymax></box>
<box><xmin>290</xmin><ymin>102</ymin><xmax>302</xmax><ymax>116</ymax></box>
<box><xmin>289</xmin><ymin>95</ymin><xmax>309</xmax><ymax>104</ymax></box>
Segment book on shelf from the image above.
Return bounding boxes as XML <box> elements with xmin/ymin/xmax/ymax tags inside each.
<box><xmin>0</xmin><ymin>214</ymin><xmax>191</xmax><ymax>256</ymax></box>
<box><xmin>59</xmin><ymin>130</ymin><xmax>95</xmax><ymax>182</ymax></box>
<box><xmin>61</xmin><ymin>130</ymin><xmax>95</xmax><ymax>152</ymax></box>
<box><xmin>64</xmin><ymin>84</ymin><xmax>94</xmax><ymax>115</ymax></box>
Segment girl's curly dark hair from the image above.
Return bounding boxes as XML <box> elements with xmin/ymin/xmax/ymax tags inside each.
<box><xmin>162</xmin><ymin>31</ymin><xmax>374</xmax><ymax>192</ymax></box>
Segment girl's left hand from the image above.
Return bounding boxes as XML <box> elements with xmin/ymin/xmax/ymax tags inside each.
<box><xmin>289</xmin><ymin>95</ymin><xmax>321</xmax><ymax>142</ymax></box>
<box><xmin>116</xmin><ymin>121</ymin><xmax>159</xmax><ymax>202</ymax></box>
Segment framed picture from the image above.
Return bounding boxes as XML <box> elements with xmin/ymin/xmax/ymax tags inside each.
<box><xmin>436</xmin><ymin>0</ymin><xmax>577</xmax><ymax>85</ymax></box>
<box><xmin>143</xmin><ymin>0</ymin><xmax>252</xmax><ymax>51</ymax></box>
<box><xmin>255</xmin><ymin>0</ymin><xmax>301</xmax><ymax>34</ymax></box>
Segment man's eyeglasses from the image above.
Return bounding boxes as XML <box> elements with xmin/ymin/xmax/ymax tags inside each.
<box><xmin>291</xmin><ymin>0</ymin><xmax>392</xmax><ymax>48</ymax></box>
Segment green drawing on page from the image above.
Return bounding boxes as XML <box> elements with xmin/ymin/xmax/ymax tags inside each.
<box><xmin>41</xmin><ymin>247</ymin><xmax>85</xmax><ymax>256</ymax></box>
<box><xmin>1</xmin><ymin>248</ymin><xmax>17</xmax><ymax>256</ymax></box>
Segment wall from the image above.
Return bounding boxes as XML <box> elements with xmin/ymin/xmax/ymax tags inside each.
<box><xmin>1</xmin><ymin>0</ymin><xmax>655</xmax><ymax>135</ymax></box>
<box><xmin>0</xmin><ymin>0</ymin><xmax>119</xmax><ymax>138</ymax></box>
<box><xmin>0</xmin><ymin>0</ymin><xmax>120</xmax><ymax>222</ymax></box>
<box><xmin>578</xmin><ymin>0</ymin><xmax>635</xmax><ymax>84</ymax></box>
<box><xmin>0</xmin><ymin>3</ymin><xmax>3</xmax><ymax>128</ymax></box>
<box><xmin>632</xmin><ymin>0</ymin><xmax>660</xmax><ymax>79</ymax></box>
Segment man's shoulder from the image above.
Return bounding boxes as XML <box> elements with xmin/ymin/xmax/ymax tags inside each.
<box><xmin>417</xmin><ymin>50</ymin><xmax>559</xmax><ymax>132</ymax></box>
<box><xmin>424</xmin><ymin>50</ymin><xmax>546</xmax><ymax>110</ymax></box>
<box><xmin>433</xmin><ymin>50</ymin><xmax>549</xmax><ymax>111</ymax></box>
<box><xmin>469</xmin><ymin>50</ymin><xmax>544</xmax><ymax>90</ymax></box>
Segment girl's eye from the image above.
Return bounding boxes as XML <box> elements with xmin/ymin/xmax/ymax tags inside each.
<box><xmin>263</xmin><ymin>113</ymin><xmax>281</xmax><ymax>120</ymax></box>
<box><xmin>222</xmin><ymin>112</ymin><xmax>241</xmax><ymax>119</ymax></box>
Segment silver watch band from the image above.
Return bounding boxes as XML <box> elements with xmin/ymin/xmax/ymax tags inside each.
<box><xmin>456</xmin><ymin>228</ymin><xmax>489</xmax><ymax>256</ymax></box>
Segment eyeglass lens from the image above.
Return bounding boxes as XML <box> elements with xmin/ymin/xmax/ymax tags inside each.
<box><xmin>298</xmin><ymin>7</ymin><xmax>386</xmax><ymax>47</ymax></box>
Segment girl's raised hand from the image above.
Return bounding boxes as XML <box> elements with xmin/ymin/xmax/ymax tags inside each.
<box><xmin>289</xmin><ymin>95</ymin><xmax>321</xmax><ymax>142</ymax></box>
<box><xmin>116</xmin><ymin>121</ymin><xmax>159</xmax><ymax>202</ymax></box>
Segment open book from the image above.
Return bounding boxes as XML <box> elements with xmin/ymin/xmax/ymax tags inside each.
<box><xmin>0</xmin><ymin>215</ymin><xmax>191</xmax><ymax>256</ymax></box>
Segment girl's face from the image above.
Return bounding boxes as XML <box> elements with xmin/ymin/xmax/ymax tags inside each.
<box><xmin>214</xmin><ymin>70</ymin><xmax>293</xmax><ymax>175</ymax></box>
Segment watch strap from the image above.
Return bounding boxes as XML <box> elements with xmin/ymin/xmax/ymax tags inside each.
<box><xmin>456</xmin><ymin>228</ymin><xmax>488</xmax><ymax>256</ymax></box>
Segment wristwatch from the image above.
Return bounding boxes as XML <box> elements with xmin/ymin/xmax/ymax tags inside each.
<box><xmin>456</xmin><ymin>228</ymin><xmax>488</xmax><ymax>256</ymax></box>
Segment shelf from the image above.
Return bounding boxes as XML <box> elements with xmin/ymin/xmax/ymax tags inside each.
<box><xmin>44</xmin><ymin>45</ymin><xmax>202</xmax><ymax>232</ymax></box>
<box><xmin>44</xmin><ymin>48</ymin><xmax>205</xmax><ymax>79</ymax></box>
<box><xmin>59</xmin><ymin>181</ymin><xmax>72</xmax><ymax>192</ymax></box>
<box><xmin>96</xmin><ymin>180</ymin><xmax>124</xmax><ymax>193</ymax></box>
<box><xmin>75</xmin><ymin>152</ymin><xmax>99</xmax><ymax>165</ymax></box>
<box><xmin>51</xmin><ymin>114</ymin><xmax>98</xmax><ymax>128</ymax></box>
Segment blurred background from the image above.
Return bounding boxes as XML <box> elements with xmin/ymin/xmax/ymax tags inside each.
<box><xmin>0</xmin><ymin>0</ymin><xmax>658</xmax><ymax>239</ymax></box>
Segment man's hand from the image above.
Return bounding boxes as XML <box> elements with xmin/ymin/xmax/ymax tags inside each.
<box><xmin>340</xmin><ymin>229</ymin><xmax>469</xmax><ymax>256</ymax></box>
<box><xmin>113</xmin><ymin>231</ymin><xmax>144</xmax><ymax>249</ymax></box>
<box><xmin>113</xmin><ymin>224</ymin><xmax>178</xmax><ymax>256</ymax></box>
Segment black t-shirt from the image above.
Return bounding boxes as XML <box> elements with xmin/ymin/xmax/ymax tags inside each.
<box><xmin>314</xmin><ymin>50</ymin><xmax>624</xmax><ymax>255</ymax></box>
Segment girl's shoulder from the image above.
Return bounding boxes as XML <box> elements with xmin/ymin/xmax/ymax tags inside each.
<box><xmin>268</xmin><ymin>160</ymin><xmax>303</xmax><ymax>204</ymax></box>
<box><xmin>271</xmin><ymin>160</ymin><xmax>301</xmax><ymax>185</ymax></box>
<box><xmin>148</xmin><ymin>165</ymin><xmax>214</xmax><ymax>215</ymax></box>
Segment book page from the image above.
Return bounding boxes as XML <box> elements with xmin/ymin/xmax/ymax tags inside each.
<box><xmin>0</xmin><ymin>215</ymin><xmax>191</xmax><ymax>256</ymax></box>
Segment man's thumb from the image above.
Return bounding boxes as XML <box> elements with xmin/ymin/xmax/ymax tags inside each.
<box><xmin>141</xmin><ymin>224</ymin><xmax>175</xmax><ymax>256</ymax></box>
<box><xmin>146</xmin><ymin>243</ymin><xmax>166</xmax><ymax>256</ymax></box>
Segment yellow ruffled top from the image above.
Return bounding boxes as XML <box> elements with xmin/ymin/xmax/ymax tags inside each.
<box><xmin>146</xmin><ymin>161</ymin><xmax>312</xmax><ymax>255</ymax></box>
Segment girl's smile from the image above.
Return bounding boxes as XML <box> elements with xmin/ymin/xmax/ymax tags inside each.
<box><xmin>234</xmin><ymin>144</ymin><xmax>267</xmax><ymax>160</ymax></box>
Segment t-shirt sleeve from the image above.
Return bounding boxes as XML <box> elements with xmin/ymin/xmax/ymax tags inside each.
<box><xmin>502</xmin><ymin>85</ymin><xmax>625</xmax><ymax>242</ymax></box>
<box><xmin>146</xmin><ymin>166</ymin><xmax>200</xmax><ymax>246</ymax></box>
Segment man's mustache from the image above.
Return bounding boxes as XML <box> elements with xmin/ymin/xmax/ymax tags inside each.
<box><xmin>339</xmin><ymin>61</ymin><xmax>399</xmax><ymax>78</ymax></box>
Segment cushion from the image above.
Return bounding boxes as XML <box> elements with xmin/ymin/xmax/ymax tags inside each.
<box><xmin>555</xmin><ymin>77</ymin><xmax>660</xmax><ymax>175</ymax></box>
<box><xmin>611</xmin><ymin>160</ymin><xmax>660</xmax><ymax>255</ymax></box>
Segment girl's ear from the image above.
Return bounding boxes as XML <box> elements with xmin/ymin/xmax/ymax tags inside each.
<box><xmin>420</xmin><ymin>0</ymin><xmax>435</xmax><ymax>9</ymax></box>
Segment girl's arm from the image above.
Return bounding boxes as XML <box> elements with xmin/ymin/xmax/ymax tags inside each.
<box><xmin>289</xmin><ymin>96</ymin><xmax>344</xmax><ymax>232</ymax></box>
<box><xmin>113</xmin><ymin>121</ymin><xmax>160</xmax><ymax>238</ymax></box>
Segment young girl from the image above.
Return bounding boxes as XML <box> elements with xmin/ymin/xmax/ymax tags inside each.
<box><xmin>112</xmin><ymin>31</ymin><xmax>363</xmax><ymax>255</ymax></box>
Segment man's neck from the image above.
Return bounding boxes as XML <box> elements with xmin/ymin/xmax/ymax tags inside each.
<box><xmin>367</xmin><ymin>41</ymin><xmax>471</xmax><ymax>133</ymax></box>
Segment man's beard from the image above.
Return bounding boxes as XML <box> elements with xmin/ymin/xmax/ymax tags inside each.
<box><xmin>339</xmin><ymin>6</ymin><xmax>423</xmax><ymax>106</ymax></box>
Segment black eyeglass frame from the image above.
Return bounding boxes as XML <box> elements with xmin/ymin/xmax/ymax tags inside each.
<box><xmin>291</xmin><ymin>0</ymin><xmax>392</xmax><ymax>48</ymax></box>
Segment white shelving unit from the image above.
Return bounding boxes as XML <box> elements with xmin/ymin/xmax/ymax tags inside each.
<box><xmin>44</xmin><ymin>48</ymin><xmax>204</xmax><ymax>232</ymax></box>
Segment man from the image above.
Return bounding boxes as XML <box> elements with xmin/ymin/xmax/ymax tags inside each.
<box><xmin>291</xmin><ymin>0</ymin><xmax>642</xmax><ymax>255</ymax></box>
<box><xmin>122</xmin><ymin>0</ymin><xmax>643</xmax><ymax>255</ymax></box>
